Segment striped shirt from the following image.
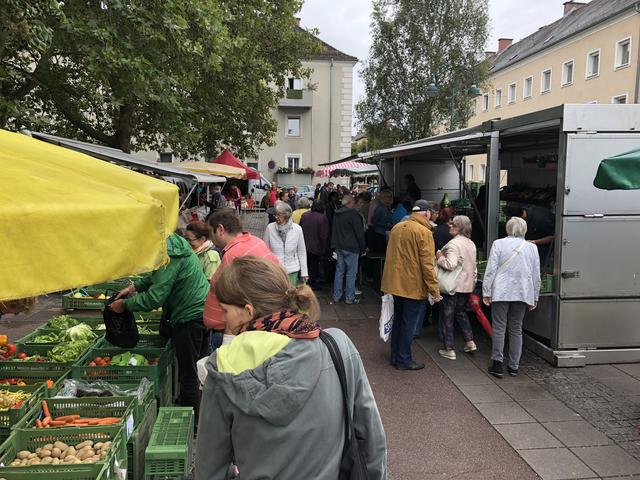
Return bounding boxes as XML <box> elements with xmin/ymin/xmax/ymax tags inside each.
<box><xmin>203</xmin><ymin>232</ymin><xmax>280</xmax><ymax>330</ymax></box>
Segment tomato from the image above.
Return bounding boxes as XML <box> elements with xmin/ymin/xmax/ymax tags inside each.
<box><xmin>103</xmin><ymin>356</ymin><xmax>111</xmax><ymax>363</ymax></box>
<box><xmin>17</xmin><ymin>353</ymin><xmax>26</xmax><ymax>360</ymax></box>
<box><xmin>94</xmin><ymin>357</ymin><xmax>103</xmax><ymax>363</ymax></box>
<box><xmin>88</xmin><ymin>361</ymin><xmax>97</xmax><ymax>367</ymax></box>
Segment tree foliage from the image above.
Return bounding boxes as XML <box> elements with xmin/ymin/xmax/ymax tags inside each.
<box><xmin>0</xmin><ymin>0</ymin><xmax>318</xmax><ymax>157</ymax></box>
<box><xmin>356</xmin><ymin>0</ymin><xmax>490</xmax><ymax>149</ymax></box>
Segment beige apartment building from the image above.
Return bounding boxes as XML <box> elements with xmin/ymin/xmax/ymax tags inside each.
<box><xmin>249</xmin><ymin>27</ymin><xmax>357</xmax><ymax>182</ymax></box>
<box><xmin>466</xmin><ymin>0</ymin><xmax>640</xmax><ymax>182</ymax></box>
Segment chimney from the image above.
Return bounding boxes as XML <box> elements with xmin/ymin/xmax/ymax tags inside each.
<box><xmin>498</xmin><ymin>38</ymin><xmax>513</xmax><ymax>54</ymax></box>
<box><xmin>485</xmin><ymin>51</ymin><xmax>497</xmax><ymax>61</ymax></box>
<box><xmin>295</xmin><ymin>17</ymin><xmax>301</xmax><ymax>27</ymax></box>
<box><xmin>563</xmin><ymin>1</ymin><xmax>586</xmax><ymax>16</ymax></box>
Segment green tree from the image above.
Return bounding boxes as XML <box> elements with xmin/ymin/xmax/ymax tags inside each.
<box><xmin>0</xmin><ymin>0</ymin><xmax>318</xmax><ymax>158</ymax></box>
<box><xmin>356</xmin><ymin>0</ymin><xmax>490</xmax><ymax>149</ymax></box>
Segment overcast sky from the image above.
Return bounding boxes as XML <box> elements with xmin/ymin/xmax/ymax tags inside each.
<box><xmin>299</xmin><ymin>0</ymin><xmax>567</xmax><ymax>130</ymax></box>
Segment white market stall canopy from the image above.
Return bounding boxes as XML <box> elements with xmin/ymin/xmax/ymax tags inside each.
<box><xmin>315</xmin><ymin>160</ymin><xmax>378</xmax><ymax>177</ymax></box>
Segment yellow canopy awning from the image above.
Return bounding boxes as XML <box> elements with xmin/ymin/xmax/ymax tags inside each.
<box><xmin>176</xmin><ymin>161</ymin><xmax>247</xmax><ymax>179</ymax></box>
<box><xmin>0</xmin><ymin>130</ymin><xmax>179</xmax><ymax>301</ymax></box>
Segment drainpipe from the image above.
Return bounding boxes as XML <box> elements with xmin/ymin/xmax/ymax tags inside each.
<box><xmin>329</xmin><ymin>57</ymin><xmax>334</xmax><ymax>162</ymax></box>
<box><xmin>635</xmin><ymin>4</ymin><xmax>640</xmax><ymax>102</ymax></box>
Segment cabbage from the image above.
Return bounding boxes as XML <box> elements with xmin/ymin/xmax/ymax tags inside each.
<box><xmin>62</xmin><ymin>323</ymin><xmax>97</xmax><ymax>342</ymax></box>
<box><xmin>46</xmin><ymin>315</ymin><xmax>79</xmax><ymax>330</ymax></box>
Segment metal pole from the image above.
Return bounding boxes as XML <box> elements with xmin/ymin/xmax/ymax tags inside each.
<box><xmin>450</xmin><ymin>85</ymin><xmax>456</xmax><ymax>131</ymax></box>
<box><xmin>486</xmin><ymin>131</ymin><xmax>501</xmax><ymax>253</ymax></box>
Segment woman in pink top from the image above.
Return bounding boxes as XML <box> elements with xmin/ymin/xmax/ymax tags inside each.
<box><xmin>435</xmin><ymin>215</ymin><xmax>478</xmax><ymax>360</ymax></box>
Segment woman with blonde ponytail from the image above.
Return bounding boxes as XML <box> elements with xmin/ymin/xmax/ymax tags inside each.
<box><xmin>195</xmin><ymin>256</ymin><xmax>388</xmax><ymax>480</ymax></box>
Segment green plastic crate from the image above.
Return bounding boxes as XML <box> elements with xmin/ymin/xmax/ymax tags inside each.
<box><xmin>71</xmin><ymin>347</ymin><xmax>173</xmax><ymax>396</ymax></box>
<box><xmin>0</xmin><ymin>463</ymin><xmax>107</xmax><ymax>480</ymax></box>
<box><xmin>0</xmin><ymin>344</ymin><xmax>90</xmax><ymax>374</ymax></box>
<box><xmin>17</xmin><ymin>329</ymin><xmax>104</xmax><ymax>350</ymax></box>
<box><xmin>0</xmin><ymin>370</ymin><xmax>70</xmax><ymax>398</ymax></box>
<box><xmin>96</xmin><ymin>335</ymin><xmax>170</xmax><ymax>350</ymax></box>
<box><xmin>541</xmin><ymin>274</ymin><xmax>555</xmax><ymax>294</ymax></box>
<box><xmin>127</xmin><ymin>399</ymin><xmax>157</xmax><ymax>480</ymax></box>
<box><xmin>158</xmin><ymin>373</ymin><xmax>173</xmax><ymax>408</ymax></box>
<box><xmin>15</xmin><ymin>396</ymin><xmax>137</xmax><ymax>440</ymax></box>
<box><xmin>144</xmin><ymin>407</ymin><xmax>194</xmax><ymax>480</ymax></box>
<box><xmin>62</xmin><ymin>294</ymin><xmax>107</xmax><ymax>311</ymax></box>
<box><xmin>0</xmin><ymin>425</ymin><xmax>127</xmax><ymax>478</ymax></box>
<box><xmin>0</xmin><ymin>384</ymin><xmax>46</xmax><ymax>433</ymax></box>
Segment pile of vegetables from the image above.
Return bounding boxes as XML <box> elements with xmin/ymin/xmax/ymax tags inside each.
<box><xmin>9</xmin><ymin>439</ymin><xmax>111</xmax><ymax>466</ymax></box>
<box><xmin>0</xmin><ymin>379</ymin><xmax>27</xmax><ymax>386</ymax></box>
<box><xmin>0</xmin><ymin>390</ymin><xmax>30</xmax><ymax>410</ymax></box>
<box><xmin>47</xmin><ymin>341</ymin><xmax>91</xmax><ymax>363</ymax></box>
<box><xmin>27</xmin><ymin>323</ymin><xmax>96</xmax><ymax>346</ymax></box>
<box><xmin>46</xmin><ymin>315</ymin><xmax>79</xmax><ymax>330</ymax></box>
<box><xmin>70</xmin><ymin>292</ymin><xmax>107</xmax><ymax>300</ymax></box>
<box><xmin>31</xmin><ymin>401</ymin><xmax>121</xmax><ymax>429</ymax></box>
<box><xmin>30</xmin><ymin>332</ymin><xmax>61</xmax><ymax>344</ymax></box>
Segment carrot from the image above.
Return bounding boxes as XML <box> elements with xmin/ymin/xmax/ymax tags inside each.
<box><xmin>56</xmin><ymin>415</ymin><xmax>80</xmax><ymax>422</ymax></box>
<box><xmin>49</xmin><ymin>420</ymin><xmax>66</xmax><ymax>426</ymax></box>
<box><xmin>46</xmin><ymin>380</ymin><xmax>54</xmax><ymax>388</ymax></box>
<box><xmin>97</xmin><ymin>418</ymin><xmax>121</xmax><ymax>425</ymax></box>
<box><xmin>73</xmin><ymin>419</ymin><xmax>91</xmax><ymax>424</ymax></box>
<box><xmin>35</xmin><ymin>419</ymin><xmax>43</xmax><ymax>428</ymax></box>
<box><xmin>41</xmin><ymin>400</ymin><xmax>51</xmax><ymax>419</ymax></box>
<box><xmin>42</xmin><ymin>416</ymin><xmax>51</xmax><ymax>427</ymax></box>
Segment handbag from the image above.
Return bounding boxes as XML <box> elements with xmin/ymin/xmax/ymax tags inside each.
<box><xmin>436</xmin><ymin>242</ymin><xmax>464</xmax><ymax>295</ymax></box>
<box><xmin>103</xmin><ymin>291</ymin><xmax>139</xmax><ymax>348</ymax></box>
<box><xmin>319</xmin><ymin>331</ymin><xmax>369</xmax><ymax>480</ymax></box>
<box><xmin>378</xmin><ymin>294</ymin><xmax>394</xmax><ymax>342</ymax></box>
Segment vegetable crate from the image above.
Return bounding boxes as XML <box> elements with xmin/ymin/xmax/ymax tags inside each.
<box><xmin>0</xmin><ymin>463</ymin><xmax>107</xmax><ymax>480</ymax></box>
<box><xmin>16</xmin><ymin>396</ymin><xmax>138</xmax><ymax>439</ymax></box>
<box><xmin>541</xmin><ymin>274</ymin><xmax>556</xmax><ymax>294</ymax></box>
<box><xmin>144</xmin><ymin>407</ymin><xmax>194</xmax><ymax>480</ymax></box>
<box><xmin>62</xmin><ymin>294</ymin><xmax>107</xmax><ymax>311</ymax></box>
<box><xmin>96</xmin><ymin>335</ymin><xmax>170</xmax><ymax>350</ymax></box>
<box><xmin>0</xmin><ymin>384</ymin><xmax>47</xmax><ymax>437</ymax></box>
<box><xmin>71</xmin><ymin>347</ymin><xmax>173</xmax><ymax>397</ymax></box>
<box><xmin>0</xmin><ymin>370</ymin><xmax>70</xmax><ymax>397</ymax></box>
<box><xmin>0</xmin><ymin>425</ymin><xmax>127</xmax><ymax>479</ymax></box>
<box><xmin>127</xmin><ymin>399</ymin><xmax>157</xmax><ymax>480</ymax></box>
<box><xmin>0</xmin><ymin>345</ymin><xmax>89</xmax><ymax>374</ymax></box>
<box><xmin>17</xmin><ymin>329</ymin><xmax>103</xmax><ymax>350</ymax></box>
<box><xmin>65</xmin><ymin>316</ymin><xmax>161</xmax><ymax>332</ymax></box>
<box><xmin>105</xmin><ymin>382</ymin><xmax>156</xmax><ymax>422</ymax></box>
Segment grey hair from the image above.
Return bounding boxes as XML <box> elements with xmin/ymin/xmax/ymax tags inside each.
<box><xmin>296</xmin><ymin>197</ymin><xmax>311</xmax><ymax>209</ymax></box>
<box><xmin>341</xmin><ymin>194</ymin><xmax>355</xmax><ymax>206</ymax></box>
<box><xmin>506</xmin><ymin>216</ymin><xmax>528</xmax><ymax>238</ymax></box>
<box><xmin>274</xmin><ymin>200</ymin><xmax>292</xmax><ymax>220</ymax></box>
<box><xmin>452</xmin><ymin>215</ymin><xmax>472</xmax><ymax>238</ymax></box>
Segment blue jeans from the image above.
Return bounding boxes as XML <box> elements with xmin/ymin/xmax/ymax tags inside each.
<box><xmin>333</xmin><ymin>250</ymin><xmax>359</xmax><ymax>302</ymax></box>
<box><xmin>391</xmin><ymin>296</ymin><xmax>427</xmax><ymax>366</ymax></box>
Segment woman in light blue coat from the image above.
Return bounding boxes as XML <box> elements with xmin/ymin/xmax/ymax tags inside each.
<box><xmin>483</xmin><ymin>217</ymin><xmax>540</xmax><ymax>378</ymax></box>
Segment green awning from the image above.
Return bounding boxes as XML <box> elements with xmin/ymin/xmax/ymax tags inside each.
<box><xmin>594</xmin><ymin>147</ymin><xmax>640</xmax><ymax>190</ymax></box>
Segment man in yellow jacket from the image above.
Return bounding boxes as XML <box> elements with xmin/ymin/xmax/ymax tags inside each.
<box><xmin>381</xmin><ymin>200</ymin><xmax>441</xmax><ymax>370</ymax></box>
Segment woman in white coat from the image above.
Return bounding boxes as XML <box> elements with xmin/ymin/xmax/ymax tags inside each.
<box><xmin>264</xmin><ymin>201</ymin><xmax>308</xmax><ymax>285</ymax></box>
<box><xmin>483</xmin><ymin>216</ymin><xmax>540</xmax><ymax>378</ymax></box>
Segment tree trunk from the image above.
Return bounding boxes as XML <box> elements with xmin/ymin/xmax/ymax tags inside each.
<box><xmin>113</xmin><ymin>103</ymin><xmax>135</xmax><ymax>153</ymax></box>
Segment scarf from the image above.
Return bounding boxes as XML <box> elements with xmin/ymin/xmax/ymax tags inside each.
<box><xmin>194</xmin><ymin>239</ymin><xmax>213</xmax><ymax>255</ymax></box>
<box><xmin>276</xmin><ymin>218</ymin><xmax>293</xmax><ymax>244</ymax></box>
<box><xmin>241</xmin><ymin>309</ymin><xmax>320</xmax><ymax>339</ymax></box>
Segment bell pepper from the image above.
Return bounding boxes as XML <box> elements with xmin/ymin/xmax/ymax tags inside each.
<box><xmin>1</xmin><ymin>344</ymin><xmax>16</xmax><ymax>359</ymax></box>
<box><xmin>0</xmin><ymin>335</ymin><xmax>8</xmax><ymax>347</ymax></box>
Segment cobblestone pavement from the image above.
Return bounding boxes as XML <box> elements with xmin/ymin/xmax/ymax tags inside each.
<box><xmin>240</xmin><ymin>211</ymin><xmax>268</xmax><ymax>238</ymax></box>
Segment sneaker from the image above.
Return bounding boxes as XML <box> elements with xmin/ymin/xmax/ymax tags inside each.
<box><xmin>507</xmin><ymin>366</ymin><xmax>519</xmax><ymax>377</ymax></box>
<box><xmin>355</xmin><ymin>289</ymin><xmax>363</xmax><ymax>296</ymax></box>
<box><xmin>345</xmin><ymin>298</ymin><xmax>361</xmax><ymax>305</ymax></box>
<box><xmin>463</xmin><ymin>340</ymin><xmax>478</xmax><ymax>353</ymax></box>
<box><xmin>328</xmin><ymin>299</ymin><xmax>341</xmax><ymax>305</ymax></box>
<box><xmin>438</xmin><ymin>349</ymin><xmax>457</xmax><ymax>360</ymax></box>
<box><xmin>488</xmin><ymin>360</ymin><xmax>504</xmax><ymax>378</ymax></box>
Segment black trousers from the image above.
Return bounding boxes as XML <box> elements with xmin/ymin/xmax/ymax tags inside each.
<box><xmin>172</xmin><ymin>320</ymin><xmax>211</xmax><ymax>420</ymax></box>
<box><xmin>307</xmin><ymin>252</ymin><xmax>321</xmax><ymax>286</ymax></box>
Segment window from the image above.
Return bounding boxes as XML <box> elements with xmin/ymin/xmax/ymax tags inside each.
<box><xmin>286</xmin><ymin>116</ymin><xmax>301</xmax><ymax>137</ymax></box>
<box><xmin>616</xmin><ymin>38</ymin><xmax>631</xmax><ymax>68</ymax></box>
<box><xmin>247</xmin><ymin>162</ymin><xmax>258</xmax><ymax>170</ymax></box>
<box><xmin>562</xmin><ymin>60</ymin><xmax>574</xmax><ymax>86</ymax></box>
<box><xmin>523</xmin><ymin>76</ymin><xmax>533</xmax><ymax>98</ymax></box>
<box><xmin>586</xmin><ymin>49</ymin><xmax>600</xmax><ymax>78</ymax></box>
<box><xmin>482</xmin><ymin>94</ymin><xmax>489</xmax><ymax>112</ymax></box>
<box><xmin>508</xmin><ymin>83</ymin><xmax>516</xmax><ymax>103</ymax></box>
<box><xmin>468</xmin><ymin>164</ymin><xmax>474</xmax><ymax>181</ymax></box>
<box><xmin>287</xmin><ymin>78</ymin><xmax>303</xmax><ymax>90</ymax></box>
<box><xmin>541</xmin><ymin>69</ymin><xmax>552</xmax><ymax>93</ymax></box>
<box><xmin>495</xmin><ymin>89</ymin><xmax>502</xmax><ymax>108</ymax></box>
<box><xmin>480</xmin><ymin>164</ymin><xmax>486</xmax><ymax>182</ymax></box>
<box><xmin>159</xmin><ymin>152</ymin><xmax>173</xmax><ymax>163</ymax></box>
<box><xmin>286</xmin><ymin>154</ymin><xmax>301</xmax><ymax>170</ymax></box>
<box><xmin>612</xmin><ymin>94</ymin><xmax>628</xmax><ymax>104</ymax></box>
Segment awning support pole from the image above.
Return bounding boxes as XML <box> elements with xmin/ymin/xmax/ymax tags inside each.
<box><xmin>486</xmin><ymin>131</ymin><xmax>501</xmax><ymax>253</ymax></box>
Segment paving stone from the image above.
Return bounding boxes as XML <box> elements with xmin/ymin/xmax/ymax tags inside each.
<box><xmin>475</xmin><ymin>402</ymin><xmax>536</xmax><ymax>425</ymax></box>
<box><xmin>599</xmin><ymin>377</ymin><xmax>640</xmax><ymax>396</ymax></box>
<box><xmin>584</xmin><ymin>364</ymin><xmax>632</xmax><ymax>379</ymax></box>
<box><xmin>443</xmin><ymin>368</ymin><xmax>494</xmax><ymax>386</ymax></box>
<box><xmin>519</xmin><ymin>399</ymin><xmax>581</xmax><ymax>422</ymax></box>
<box><xmin>542</xmin><ymin>420</ymin><xmax>611</xmax><ymax>447</ymax></box>
<box><xmin>500</xmin><ymin>382</ymin><xmax>556</xmax><ymax>401</ymax></box>
<box><xmin>615</xmin><ymin>363</ymin><xmax>640</xmax><ymax>379</ymax></box>
<box><xmin>459</xmin><ymin>384</ymin><xmax>512</xmax><ymax>403</ymax></box>
<box><xmin>572</xmin><ymin>445</ymin><xmax>640</xmax><ymax>477</ymax></box>
<box><xmin>495</xmin><ymin>423</ymin><xmax>563</xmax><ymax>450</ymax></box>
<box><xmin>519</xmin><ymin>448</ymin><xmax>595</xmax><ymax>480</ymax></box>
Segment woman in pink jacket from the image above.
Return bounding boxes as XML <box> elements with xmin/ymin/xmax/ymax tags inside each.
<box><xmin>436</xmin><ymin>215</ymin><xmax>478</xmax><ymax>360</ymax></box>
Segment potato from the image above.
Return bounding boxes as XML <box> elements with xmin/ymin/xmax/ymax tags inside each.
<box><xmin>64</xmin><ymin>455</ymin><xmax>77</xmax><ymax>462</ymax></box>
<box><xmin>30</xmin><ymin>459</ymin><xmax>41</xmax><ymax>465</ymax></box>
<box><xmin>82</xmin><ymin>458</ymin><xmax>94</xmax><ymax>464</ymax></box>
<box><xmin>99</xmin><ymin>451</ymin><xmax>108</xmax><ymax>460</ymax></box>
<box><xmin>27</xmin><ymin>453</ymin><xmax>37</xmax><ymax>460</ymax></box>
<box><xmin>10</xmin><ymin>460</ymin><xmax>21</xmax><ymax>466</ymax></box>
<box><xmin>94</xmin><ymin>442</ymin><xmax>104</xmax><ymax>449</ymax></box>
<box><xmin>52</xmin><ymin>457</ymin><xmax>60</xmax><ymax>465</ymax></box>
<box><xmin>35</xmin><ymin>447</ymin><xmax>42</xmax><ymax>454</ymax></box>
<box><xmin>79</xmin><ymin>449</ymin><xmax>95</xmax><ymax>460</ymax></box>
<box><xmin>16</xmin><ymin>450</ymin><xmax>31</xmax><ymax>460</ymax></box>
<box><xmin>41</xmin><ymin>457</ymin><xmax>53</xmax><ymax>464</ymax></box>
<box><xmin>20</xmin><ymin>459</ymin><xmax>27</xmax><ymax>466</ymax></box>
<box><xmin>63</xmin><ymin>446</ymin><xmax>75</xmax><ymax>458</ymax></box>
<box><xmin>43</xmin><ymin>444</ymin><xmax>54</xmax><ymax>451</ymax></box>
<box><xmin>54</xmin><ymin>441</ymin><xmax>68</xmax><ymax>451</ymax></box>
<box><xmin>75</xmin><ymin>441</ymin><xmax>93</xmax><ymax>450</ymax></box>
<box><xmin>39</xmin><ymin>449</ymin><xmax>52</xmax><ymax>459</ymax></box>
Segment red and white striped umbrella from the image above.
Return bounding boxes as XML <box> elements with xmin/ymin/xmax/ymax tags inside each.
<box><xmin>315</xmin><ymin>160</ymin><xmax>376</xmax><ymax>177</ymax></box>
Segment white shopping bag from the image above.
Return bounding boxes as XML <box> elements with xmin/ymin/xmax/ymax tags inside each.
<box><xmin>379</xmin><ymin>294</ymin><xmax>394</xmax><ymax>342</ymax></box>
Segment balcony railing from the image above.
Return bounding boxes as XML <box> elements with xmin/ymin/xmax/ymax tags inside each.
<box><xmin>279</xmin><ymin>89</ymin><xmax>313</xmax><ymax>109</ymax></box>
<box><xmin>286</xmin><ymin>89</ymin><xmax>303</xmax><ymax>99</ymax></box>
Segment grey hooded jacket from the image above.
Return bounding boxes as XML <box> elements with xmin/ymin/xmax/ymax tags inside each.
<box><xmin>195</xmin><ymin>327</ymin><xmax>388</xmax><ymax>480</ymax></box>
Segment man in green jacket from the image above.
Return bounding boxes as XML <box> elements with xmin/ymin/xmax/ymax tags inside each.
<box><xmin>110</xmin><ymin>233</ymin><xmax>210</xmax><ymax>417</ymax></box>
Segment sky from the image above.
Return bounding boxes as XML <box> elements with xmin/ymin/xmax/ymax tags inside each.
<box><xmin>299</xmin><ymin>0</ymin><xmax>567</xmax><ymax>130</ymax></box>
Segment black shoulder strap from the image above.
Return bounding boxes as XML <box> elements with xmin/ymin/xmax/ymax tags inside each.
<box><xmin>319</xmin><ymin>331</ymin><xmax>352</xmax><ymax>448</ymax></box>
